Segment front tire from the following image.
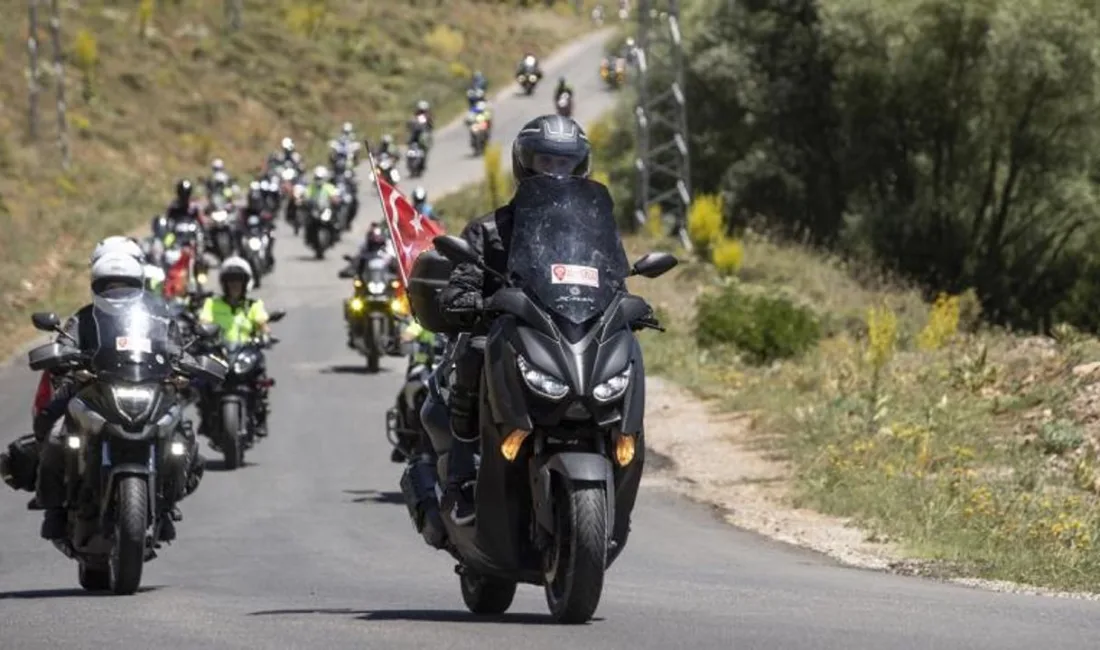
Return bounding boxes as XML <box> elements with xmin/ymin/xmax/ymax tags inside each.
<box><xmin>543</xmin><ymin>482</ymin><xmax>608</xmax><ymax>624</ymax></box>
<box><xmin>221</xmin><ymin>400</ymin><xmax>244</xmax><ymax>470</ymax></box>
<box><xmin>109</xmin><ymin>477</ymin><xmax>148</xmax><ymax>595</ymax></box>
<box><xmin>460</xmin><ymin>571</ymin><xmax>517</xmax><ymax>615</ymax></box>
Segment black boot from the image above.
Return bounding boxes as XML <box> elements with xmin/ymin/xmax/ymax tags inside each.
<box><xmin>444</xmin><ymin>438</ymin><xmax>478</xmax><ymax>526</ymax></box>
<box><xmin>40</xmin><ymin>508</ymin><xmax>66</xmax><ymax>540</ymax></box>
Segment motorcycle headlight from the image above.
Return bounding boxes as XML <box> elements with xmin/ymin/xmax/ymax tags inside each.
<box><xmin>349</xmin><ymin>297</ymin><xmax>365</xmax><ymax>312</ymax></box>
<box><xmin>320</xmin><ymin>208</ymin><xmax>332</xmax><ymax>221</ymax></box>
<box><xmin>110</xmin><ymin>384</ymin><xmax>157</xmax><ymax>420</ymax></box>
<box><xmin>211</xmin><ymin>210</ymin><xmax>228</xmax><ymax>222</ymax></box>
<box><xmin>247</xmin><ymin>237</ymin><xmax>263</xmax><ymax>250</ymax></box>
<box><xmin>592</xmin><ymin>364</ymin><xmax>632</xmax><ymax>402</ymax></box>
<box><xmin>391</xmin><ymin>296</ymin><xmax>409</xmax><ymax>316</ymax></box>
<box><xmin>282</xmin><ymin>169</ymin><xmax>296</xmax><ymax>180</ymax></box>
<box><xmin>367</xmin><ymin>281</ymin><xmax>385</xmax><ymax>295</ymax></box>
<box><xmin>391</xmin><ymin>170</ymin><xmax>401</xmax><ymax>182</ymax></box>
<box><xmin>516</xmin><ymin>356</ymin><xmax>568</xmax><ymax>400</ymax></box>
<box><xmin>232</xmin><ymin>352</ymin><xmax>257</xmax><ymax>375</ymax></box>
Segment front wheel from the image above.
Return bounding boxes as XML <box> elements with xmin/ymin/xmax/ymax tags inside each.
<box><xmin>221</xmin><ymin>400</ymin><xmax>244</xmax><ymax>470</ymax></box>
<box><xmin>543</xmin><ymin>482</ymin><xmax>608</xmax><ymax>624</ymax></box>
<box><xmin>109</xmin><ymin>476</ymin><xmax>148</xmax><ymax>595</ymax></box>
<box><xmin>460</xmin><ymin>571</ymin><xmax>517</xmax><ymax>615</ymax></box>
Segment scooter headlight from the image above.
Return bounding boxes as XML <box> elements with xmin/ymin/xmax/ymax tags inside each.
<box><xmin>592</xmin><ymin>364</ymin><xmax>631</xmax><ymax>402</ymax></box>
<box><xmin>232</xmin><ymin>352</ymin><xmax>257</xmax><ymax>375</ymax></box>
<box><xmin>516</xmin><ymin>356</ymin><xmax>568</xmax><ymax>400</ymax></box>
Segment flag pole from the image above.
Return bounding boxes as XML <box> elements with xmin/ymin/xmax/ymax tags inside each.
<box><xmin>363</xmin><ymin>139</ymin><xmax>411</xmax><ymax>287</ymax></box>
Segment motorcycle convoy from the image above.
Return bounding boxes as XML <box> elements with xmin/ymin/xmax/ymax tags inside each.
<box><xmin>0</xmin><ymin>57</ymin><xmax>679</xmax><ymax>627</ymax></box>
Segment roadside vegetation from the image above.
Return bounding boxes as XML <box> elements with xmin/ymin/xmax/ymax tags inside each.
<box><xmin>0</xmin><ymin>0</ymin><xmax>593</xmax><ymax>357</ymax></box>
<box><xmin>435</xmin><ymin>0</ymin><xmax>1100</xmax><ymax>591</ymax></box>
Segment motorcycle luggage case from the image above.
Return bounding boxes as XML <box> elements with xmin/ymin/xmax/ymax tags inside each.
<box><xmin>407</xmin><ymin>249</ymin><xmax>454</xmax><ymax>333</ymax></box>
<box><xmin>1</xmin><ymin>434</ymin><xmax>39</xmax><ymax>492</ymax></box>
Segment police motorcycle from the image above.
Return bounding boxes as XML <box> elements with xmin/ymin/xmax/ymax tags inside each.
<box><xmin>194</xmin><ymin>309</ymin><xmax>286</xmax><ymax>470</ymax></box>
<box><xmin>304</xmin><ymin>192</ymin><xmax>340</xmax><ymax>259</ymax></box>
<box><xmin>23</xmin><ymin>289</ymin><xmax>228</xmax><ymax>595</ymax></box>
<box><xmin>398</xmin><ymin>177</ymin><xmax>678</xmax><ymax>623</ymax></box>
<box><xmin>340</xmin><ymin>252</ymin><xmax>405</xmax><ymax>373</ymax></box>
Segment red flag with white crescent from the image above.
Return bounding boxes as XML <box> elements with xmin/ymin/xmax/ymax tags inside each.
<box><xmin>371</xmin><ymin>168</ymin><xmax>444</xmax><ymax>287</ymax></box>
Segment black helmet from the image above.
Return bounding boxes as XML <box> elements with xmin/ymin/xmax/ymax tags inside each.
<box><xmin>176</xmin><ymin>179</ymin><xmax>193</xmax><ymax>201</ymax></box>
<box><xmin>511</xmin><ymin>115</ymin><xmax>591</xmax><ymax>181</ymax></box>
<box><xmin>366</xmin><ymin>225</ymin><xmax>386</xmax><ymax>252</ymax></box>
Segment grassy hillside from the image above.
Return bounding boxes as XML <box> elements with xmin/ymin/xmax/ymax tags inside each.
<box><xmin>0</xmin><ymin>0</ymin><xmax>593</xmax><ymax>356</ymax></box>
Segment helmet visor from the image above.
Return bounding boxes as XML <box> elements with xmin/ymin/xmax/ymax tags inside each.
<box><xmin>520</xmin><ymin>149</ymin><xmax>589</xmax><ymax>177</ymax></box>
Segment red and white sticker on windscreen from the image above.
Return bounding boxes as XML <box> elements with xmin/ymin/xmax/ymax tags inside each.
<box><xmin>550</xmin><ymin>264</ymin><xmax>599</xmax><ymax>287</ymax></box>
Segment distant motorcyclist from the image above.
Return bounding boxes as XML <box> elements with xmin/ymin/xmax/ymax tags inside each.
<box><xmin>304</xmin><ymin>165</ymin><xmax>339</xmax><ymax>206</ymax></box>
<box><xmin>373</xmin><ymin>134</ymin><xmax>399</xmax><ymax>162</ymax></box>
<box><xmin>339</xmin><ymin>121</ymin><xmax>357</xmax><ymax>143</ymax></box>
<box><xmin>198</xmin><ymin>257</ymin><xmax>273</xmax><ymax>437</ymax></box>
<box><xmin>471</xmin><ymin>70</ymin><xmax>488</xmax><ymax>92</ymax></box>
<box><xmin>266</xmin><ymin>137</ymin><xmax>303</xmax><ymax>174</ymax></box>
<box><xmin>156</xmin><ymin>179</ymin><xmax>202</xmax><ymax>240</ymax></box>
<box><xmin>465</xmin><ymin>100</ymin><xmax>493</xmax><ymax>133</ymax></box>
<box><xmin>411</xmin><ymin>186</ymin><xmax>437</xmax><ymax>221</ymax></box>
<box><xmin>466</xmin><ymin>85</ymin><xmax>487</xmax><ymax>110</ymax></box>
<box><xmin>340</xmin><ymin>223</ymin><xmax>399</xmax><ymax>279</ymax></box>
<box><xmin>437</xmin><ymin>114</ymin><xmax>593</xmax><ymax>525</ymax></box>
<box><xmin>516</xmin><ymin>52</ymin><xmax>542</xmax><ymax>79</ymax></box>
<box><xmin>622</xmin><ymin>36</ymin><xmax>637</xmax><ymax>64</ymax></box>
<box><xmin>412</xmin><ymin>100</ymin><xmax>434</xmax><ymax>131</ymax></box>
<box><xmin>204</xmin><ymin>158</ymin><xmax>237</xmax><ymax>199</ymax></box>
<box><xmin>554</xmin><ymin>76</ymin><xmax>574</xmax><ymax>100</ymax></box>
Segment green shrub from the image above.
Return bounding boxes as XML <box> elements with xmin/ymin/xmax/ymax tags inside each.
<box><xmin>695</xmin><ymin>284</ymin><xmax>821</xmax><ymax>364</ymax></box>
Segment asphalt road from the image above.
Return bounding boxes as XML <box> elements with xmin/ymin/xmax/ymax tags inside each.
<box><xmin>2</xmin><ymin>29</ymin><xmax>1100</xmax><ymax>650</ymax></box>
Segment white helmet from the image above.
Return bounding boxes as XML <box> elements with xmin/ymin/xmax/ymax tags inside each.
<box><xmin>416</xmin><ymin>100</ymin><xmax>430</xmax><ymax>112</ymax></box>
<box><xmin>313</xmin><ymin>165</ymin><xmax>329</xmax><ymax>181</ymax></box>
<box><xmin>342</xmin><ymin>122</ymin><xmax>353</xmax><ymax>134</ymax></box>
<box><xmin>90</xmin><ymin>252</ymin><xmax>145</xmax><ymax>295</ymax></box>
<box><xmin>281</xmin><ymin>137</ymin><xmax>294</xmax><ymax>150</ymax></box>
<box><xmin>91</xmin><ymin>236</ymin><xmax>144</xmax><ymax>266</ymax></box>
<box><xmin>218</xmin><ymin>256</ymin><xmax>253</xmax><ymax>291</ymax></box>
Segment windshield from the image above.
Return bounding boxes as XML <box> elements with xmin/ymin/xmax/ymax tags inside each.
<box><xmin>90</xmin><ymin>288</ymin><xmax>177</xmax><ymax>383</ymax></box>
<box><xmin>506</xmin><ymin>176</ymin><xmax>629</xmax><ymax>324</ymax></box>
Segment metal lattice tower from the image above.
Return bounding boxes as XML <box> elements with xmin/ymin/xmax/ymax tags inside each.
<box><xmin>633</xmin><ymin>0</ymin><xmax>692</xmax><ymax>248</ymax></box>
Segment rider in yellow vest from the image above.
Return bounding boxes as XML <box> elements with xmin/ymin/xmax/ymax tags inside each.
<box><xmin>199</xmin><ymin>256</ymin><xmax>273</xmax><ymax>436</ymax></box>
<box><xmin>199</xmin><ymin>256</ymin><xmax>270</xmax><ymax>343</ymax></box>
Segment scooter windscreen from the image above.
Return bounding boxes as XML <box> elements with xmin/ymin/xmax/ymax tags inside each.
<box><xmin>507</xmin><ymin>176</ymin><xmax>630</xmax><ymax>325</ymax></box>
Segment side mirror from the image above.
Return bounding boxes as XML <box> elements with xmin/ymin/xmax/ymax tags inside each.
<box><xmin>197</xmin><ymin>322</ymin><xmax>221</xmax><ymax>339</ymax></box>
<box><xmin>433</xmin><ymin>235</ymin><xmax>480</xmax><ymax>266</ymax></box>
<box><xmin>630</xmin><ymin>252</ymin><xmax>679</xmax><ymax>279</ymax></box>
<box><xmin>31</xmin><ymin>312</ymin><xmax>61</xmax><ymax>332</ymax></box>
<box><xmin>268</xmin><ymin>309</ymin><xmax>286</xmax><ymax>323</ymax></box>
<box><xmin>179</xmin><ymin>353</ymin><xmax>228</xmax><ymax>383</ymax></box>
<box><xmin>342</xmin><ymin>254</ymin><xmax>354</xmax><ymax>262</ymax></box>
<box><xmin>338</xmin><ymin>268</ymin><xmax>354</xmax><ymax>279</ymax></box>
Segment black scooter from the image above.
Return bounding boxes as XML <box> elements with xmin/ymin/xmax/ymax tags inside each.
<box><xmin>397</xmin><ymin>176</ymin><xmax>678</xmax><ymax>623</ymax></box>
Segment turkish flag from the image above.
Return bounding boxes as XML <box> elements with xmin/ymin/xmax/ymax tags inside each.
<box><xmin>373</xmin><ymin>174</ymin><xmax>444</xmax><ymax>287</ymax></box>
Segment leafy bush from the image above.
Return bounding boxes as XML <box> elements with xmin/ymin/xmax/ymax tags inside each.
<box><xmin>711</xmin><ymin>237</ymin><xmax>743</xmax><ymax>277</ymax></box>
<box><xmin>483</xmin><ymin>142</ymin><xmax>507</xmax><ymax>208</ymax></box>
<box><xmin>695</xmin><ymin>284</ymin><xmax>821</xmax><ymax>364</ymax></box>
<box><xmin>686</xmin><ymin>194</ymin><xmax>724</xmax><ymax>259</ymax></box>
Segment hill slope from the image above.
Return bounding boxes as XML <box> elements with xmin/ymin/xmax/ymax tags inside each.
<box><xmin>0</xmin><ymin>0</ymin><xmax>591</xmax><ymax>354</ymax></box>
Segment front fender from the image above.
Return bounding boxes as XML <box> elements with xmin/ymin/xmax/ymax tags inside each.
<box><xmin>533</xmin><ymin>452</ymin><xmax>614</xmax><ymax>534</ymax></box>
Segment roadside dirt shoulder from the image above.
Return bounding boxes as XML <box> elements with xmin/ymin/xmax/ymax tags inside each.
<box><xmin>641</xmin><ymin>376</ymin><xmax>901</xmax><ymax>570</ymax></box>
